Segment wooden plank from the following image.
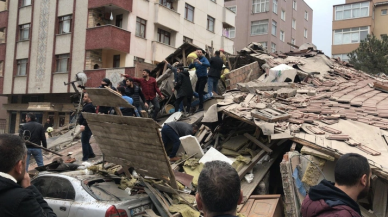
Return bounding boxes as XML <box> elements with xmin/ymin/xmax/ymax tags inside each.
<box><xmin>241</xmin><ymin>147</ymin><xmax>283</xmax><ymax>201</ymax></box>
<box><xmin>99</xmin><ymin>146</ymin><xmax>169</xmax><ymax>163</ymax></box>
<box><xmin>238</xmin><ymin>143</ymin><xmax>274</xmax><ymax>179</ymax></box>
<box><xmin>114</xmin><ymin>107</ymin><xmax>123</xmax><ymax>116</ymax></box>
<box><xmin>86</xmin><ymin>120</ymin><xmax>156</xmax><ymax>133</ymax></box>
<box><xmin>182</xmin><ymin>49</ymin><xmax>187</xmax><ymax>67</ymax></box>
<box><xmin>83</xmin><ymin>112</ymin><xmax>159</xmax><ymax>129</ymax></box>
<box><xmin>85</xmin><ymin>88</ymin><xmax>135</xmax><ymax>108</ymax></box>
<box><xmin>141</xmin><ymin>110</ymin><xmax>149</xmax><ymax>118</ymax></box>
<box><xmin>249</xmin><ymin>194</ymin><xmax>281</xmax><ymax>199</ymax></box>
<box><xmin>244</xmin><ymin>133</ymin><xmax>273</xmax><ymax>153</ymax></box>
<box><xmin>239</xmin><ymin>199</ymin><xmax>254</xmax><ymax>217</ymax></box>
<box><xmin>89</xmin><ymin>126</ymin><xmax>162</xmax><ymax>145</ymax></box>
<box><xmin>95</xmin><ymin>137</ymin><xmax>164</xmax><ymax>154</ymax></box>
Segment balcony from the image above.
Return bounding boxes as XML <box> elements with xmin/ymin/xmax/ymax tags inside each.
<box><xmin>154</xmin><ymin>3</ymin><xmax>180</xmax><ymax>32</ymax></box>
<box><xmin>88</xmin><ymin>0</ymin><xmax>132</xmax><ymax>12</ymax></box>
<box><xmin>86</xmin><ymin>25</ymin><xmax>131</xmax><ymax>53</ymax></box>
<box><xmin>0</xmin><ymin>43</ymin><xmax>5</xmax><ymax>60</ymax></box>
<box><xmin>152</xmin><ymin>41</ymin><xmax>176</xmax><ymax>62</ymax></box>
<box><xmin>221</xmin><ymin>36</ymin><xmax>234</xmax><ymax>54</ymax></box>
<box><xmin>223</xmin><ymin>7</ymin><xmax>235</xmax><ymax>28</ymax></box>
<box><xmin>84</xmin><ymin>67</ymin><xmax>135</xmax><ymax>87</ymax></box>
<box><xmin>0</xmin><ymin>11</ymin><xmax>8</xmax><ymax>29</ymax></box>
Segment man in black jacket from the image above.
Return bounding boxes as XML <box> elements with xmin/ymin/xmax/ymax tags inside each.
<box><xmin>98</xmin><ymin>78</ymin><xmax>116</xmax><ymax>114</ymax></box>
<box><xmin>78</xmin><ymin>92</ymin><xmax>96</xmax><ymax>161</ymax></box>
<box><xmin>19</xmin><ymin>113</ymin><xmax>47</xmax><ymax>171</ymax></box>
<box><xmin>125</xmin><ymin>78</ymin><xmax>147</xmax><ymax>115</ymax></box>
<box><xmin>208</xmin><ymin>50</ymin><xmax>224</xmax><ymax>94</ymax></box>
<box><xmin>175</xmin><ymin>66</ymin><xmax>193</xmax><ymax>113</ymax></box>
<box><xmin>0</xmin><ymin>134</ymin><xmax>57</xmax><ymax>217</ymax></box>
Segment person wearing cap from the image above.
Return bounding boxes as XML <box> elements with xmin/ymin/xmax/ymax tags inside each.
<box><xmin>123</xmin><ymin>69</ymin><xmax>164</xmax><ymax>121</ymax></box>
<box><xmin>98</xmin><ymin>78</ymin><xmax>117</xmax><ymax>114</ymax></box>
<box><xmin>208</xmin><ymin>50</ymin><xmax>224</xmax><ymax>94</ymax></box>
<box><xmin>189</xmin><ymin>48</ymin><xmax>210</xmax><ymax>112</ymax></box>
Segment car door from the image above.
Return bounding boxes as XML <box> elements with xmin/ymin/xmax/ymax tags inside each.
<box><xmin>32</xmin><ymin>176</ymin><xmax>75</xmax><ymax>217</ymax></box>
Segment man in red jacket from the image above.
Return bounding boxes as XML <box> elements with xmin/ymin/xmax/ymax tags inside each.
<box><xmin>124</xmin><ymin>70</ymin><xmax>164</xmax><ymax>121</ymax></box>
<box><xmin>301</xmin><ymin>153</ymin><xmax>371</xmax><ymax>217</ymax></box>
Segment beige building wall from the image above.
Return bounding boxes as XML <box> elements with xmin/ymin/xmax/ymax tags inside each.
<box><xmin>3</xmin><ymin>0</ymin><xmax>17</xmax><ymax>94</ymax></box>
<box><xmin>374</xmin><ymin>5</ymin><xmax>388</xmax><ymax>39</ymax></box>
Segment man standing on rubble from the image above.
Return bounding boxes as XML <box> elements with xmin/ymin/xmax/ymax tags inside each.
<box><xmin>19</xmin><ymin>113</ymin><xmax>47</xmax><ymax>171</ymax></box>
<box><xmin>124</xmin><ymin>78</ymin><xmax>146</xmax><ymax>116</ymax></box>
<box><xmin>174</xmin><ymin>66</ymin><xmax>193</xmax><ymax>114</ymax></box>
<box><xmin>301</xmin><ymin>153</ymin><xmax>371</xmax><ymax>217</ymax></box>
<box><xmin>98</xmin><ymin>78</ymin><xmax>117</xmax><ymax>114</ymax></box>
<box><xmin>123</xmin><ymin>70</ymin><xmax>165</xmax><ymax>121</ymax></box>
<box><xmin>0</xmin><ymin>134</ymin><xmax>57</xmax><ymax>217</ymax></box>
<box><xmin>208</xmin><ymin>50</ymin><xmax>224</xmax><ymax>95</ymax></box>
<box><xmin>79</xmin><ymin>92</ymin><xmax>96</xmax><ymax>162</ymax></box>
<box><xmin>196</xmin><ymin>161</ymin><xmax>243</xmax><ymax>217</ymax></box>
<box><xmin>161</xmin><ymin>122</ymin><xmax>198</xmax><ymax>162</ymax></box>
<box><xmin>189</xmin><ymin>48</ymin><xmax>210</xmax><ymax>112</ymax></box>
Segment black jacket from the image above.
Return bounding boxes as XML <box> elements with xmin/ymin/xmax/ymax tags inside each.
<box><xmin>19</xmin><ymin>121</ymin><xmax>47</xmax><ymax>149</ymax></box>
<box><xmin>175</xmin><ymin>71</ymin><xmax>193</xmax><ymax>98</ymax></box>
<box><xmin>97</xmin><ymin>85</ymin><xmax>117</xmax><ymax>114</ymax></box>
<box><xmin>208</xmin><ymin>56</ymin><xmax>224</xmax><ymax>78</ymax></box>
<box><xmin>166</xmin><ymin>122</ymin><xmax>194</xmax><ymax>137</ymax></box>
<box><xmin>125</xmin><ymin>85</ymin><xmax>145</xmax><ymax>107</ymax></box>
<box><xmin>0</xmin><ymin>176</ymin><xmax>57</xmax><ymax>217</ymax></box>
<box><xmin>78</xmin><ymin>102</ymin><xmax>96</xmax><ymax>129</ymax></box>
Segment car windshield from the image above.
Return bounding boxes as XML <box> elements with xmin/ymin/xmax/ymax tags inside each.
<box><xmin>85</xmin><ymin>178</ymin><xmax>133</xmax><ymax>201</ymax></box>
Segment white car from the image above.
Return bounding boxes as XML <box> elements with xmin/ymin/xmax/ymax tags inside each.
<box><xmin>31</xmin><ymin>172</ymin><xmax>152</xmax><ymax>217</ymax></box>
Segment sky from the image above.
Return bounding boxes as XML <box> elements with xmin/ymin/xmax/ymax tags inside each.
<box><xmin>304</xmin><ymin>0</ymin><xmax>345</xmax><ymax>56</ymax></box>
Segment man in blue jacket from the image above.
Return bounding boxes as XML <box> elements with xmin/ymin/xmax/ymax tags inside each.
<box><xmin>189</xmin><ymin>48</ymin><xmax>210</xmax><ymax>112</ymax></box>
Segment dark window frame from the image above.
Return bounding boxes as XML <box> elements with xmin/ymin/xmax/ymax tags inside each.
<box><xmin>58</xmin><ymin>15</ymin><xmax>72</xmax><ymax>34</ymax></box>
<box><xmin>115</xmin><ymin>14</ymin><xmax>123</xmax><ymax>28</ymax></box>
<box><xmin>113</xmin><ymin>55</ymin><xmax>120</xmax><ymax>68</ymax></box>
<box><xmin>55</xmin><ymin>54</ymin><xmax>70</xmax><ymax>73</ymax></box>
<box><xmin>185</xmin><ymin>3</ymin><xmax>194</xmax><ymax>22</ymax></box>
<box><xmin>159</xmin><ymin>0</ymin><xmax>173</xmax><ymax>9</ymax></box>
<box><xmin>17</xmin><ymin>59</ymin><xmax>28</xmax><ymax>76</ymax></box>
<box><xmin>157</xmin><ymin>28</ymin><xmax>171</xmax><ymax>45</ymax></box>
<box><xmin>19</xmin><ymin>24</ymin><xmax>30</xmax><ymax>41</ymax></box>
<box><xmin>135</xmin><ymin>17</ymin><xmax>147</xmax><ymax>38</ymax></box>
<box><xmin>207</xmin><ymin>15</ymin><xmax>215</xmax><ymax>32</ymax></box>
<box><xmin>183</xmin><ymin>36</ymin><xmax>193</xmax><ymax>43</ymax></box>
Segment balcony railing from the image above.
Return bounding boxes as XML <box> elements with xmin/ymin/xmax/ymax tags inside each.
<box><xmin>84</xmin><ymin>67</ymin><xmax>135</xmax><ymax>87</ymax></box>
<box><xmin>154</xmin><ymin>3</ymin><xmax>180</xmax><ymax>32</ymax></box>
<box><xmin>0</xmin><ymin>11</ymin><xmax>8</xmax><ymax>29</ymax></box>
<box><xmin>88</xmin><ymin>0</ymin><xmax>133</xmax><ymax>12</ymax></box>
<box><xmin>223</xmin><ymin>7</ymin><xmax>235</xmax><ymax>28</ymax></box>
<box><xmin>86</xmin><ymin>25</ymin><xmax>131</xmax><ymax>53</ymax></box>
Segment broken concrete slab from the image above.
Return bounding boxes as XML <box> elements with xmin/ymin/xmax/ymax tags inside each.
<box><xmin>300</xmin><ymin>146</ymin><xmax>335</xmax><ymax>161</ymax></box>
<box><xmin>237</xmin><ymin>81</ymin><xmax>291</xmax><ymax>93</ymax></box>
<box><xmin>301</xmin><ymin>155</ymin><xmax>326</xmax><ymax>186</ymax></box>
<box><xmin>277</xmin><ymin>88</ymin><xmax>297</xmax><ymax>98</ymax></box>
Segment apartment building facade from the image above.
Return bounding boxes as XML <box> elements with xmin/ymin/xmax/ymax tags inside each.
<box><xmin>332</xmin><ymin>0</ymin><xmax>388</xmax><ymax>61</ymax></box>
<box><xmin>224</xmin><ymin>0</ymin><xmax>313</xmax><ymax>53</ymax></box>
<box><xmin>0</xmin><ymin>0</ymin><xmax>235</xmax><ymax>134</ymax></box>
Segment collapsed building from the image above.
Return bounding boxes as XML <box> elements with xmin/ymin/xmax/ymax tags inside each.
<box><xmin>37</xmin><ymin>42</ymin><xmax>388</xmax><ymax>217</ymax></box>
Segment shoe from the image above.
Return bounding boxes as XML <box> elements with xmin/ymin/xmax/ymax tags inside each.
<box><xmin>89</xmin><ymin>154</ymin><xmax>96</xmax><ymax>159</ymax></box>
<box><xmin>169</xmin><ymin>156</ymin><xmax>181</xmax><ymax>162</ymax></box>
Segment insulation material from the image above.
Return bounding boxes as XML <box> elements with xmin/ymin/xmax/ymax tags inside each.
<box><xmin>264</xmin><ymin>64</ymin><xmax>297</xmax><ymax>83</ymax></box>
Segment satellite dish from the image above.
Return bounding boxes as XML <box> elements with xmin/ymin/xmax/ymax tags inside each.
<box><xmin>75</xmin><ymin>72</ymin><xmax>87</xmax><ymax>86</ymax></box>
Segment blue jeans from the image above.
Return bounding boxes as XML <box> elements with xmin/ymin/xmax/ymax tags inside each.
<box><xmin>81</xmin><ymin>127</ymin><xmax>94</xmax><ymax>161</ymax></box>
<box><xmin>161</xmin><ymin>125</ymin><xmax>180</xmax><ymax>158</ymax></box>
<box><xmin>26</xmin><ymin>148</ymin><xmax>44</xmax><ymax>171</ymax></box>
<box><xmin>207</xmin><ymin>77</ymin><xmax>219</xmax><ymax>94</ymax></box>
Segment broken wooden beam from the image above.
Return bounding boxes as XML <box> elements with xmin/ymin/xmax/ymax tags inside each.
<box><xmin>244</xmin><ymin>133</ymin><xmax>273</xmax><ymax>154</ymax></box>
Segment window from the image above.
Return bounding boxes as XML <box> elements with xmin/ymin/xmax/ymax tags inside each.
<box><xmin>333</xmin><ymin>27</ymin><xmax>369</xmax><ymax>45</ymax></box>
<box><xmin>136</xmin><ymin>17</ymin><xmax>146</xmax><ymax>38</ymax></box>
<box><xmin>21</xmin><ymin>0</ymin><xmax>31</xmax><ymax>7</ymax></box>
<box><xmin>32</xmin><ymin>177</ymin><xmax>52</xmax><ymax>197</ymax></box>
<box><xmin>273</xmin><ymin>0</ymin><xmax>278</xmax><ymax>14</ymax></box>
<box><xmin>271</xmin><ymin>20</ymin><xmax>277</xmax><ymax>36</ymax></box>
<box><xmin>159</xmin><ymin>0</ymin><xmax>173</xmax><ymax>9</ymax></box>
<box><xmin>260</xmin><ymin>42</ymin><xmax>267</xmax><ymax>50</ymax></box>
<box><xmin>280</xmin><ymin>30</ymin><xmax>285</xmax><ymax>42</ymax></box>
<box><xmin>185</xmin><ymin>4</ymin><xmax>194</xmax><ymax>22</ymax></box>
<box><xmin>157</xmin><ymin>28</ymin><xmax>171</xmax><ymax>45</ymax></box>
<box><xmin>292</xmin><ymin>19</ymin><xmax>296</xmax><ymax>29</ymax></box>
<box><xmin>115</xmin><ymin>14</ymin><xmax>123</xmax><ymax>28</ymax></box>
<box><xmin>291</xmin><ymin>38</ymin><xmax>296</xmax><ymax>46</ymax></box>
<box><xmin>335</xmin><ymin>2</ymin><xmax>369</xmax><ymax>20</ymax></box>
<box><xmin>19</xmin><ymin>24</ymin><xmax>30</xmax><ymax>41</ymax></box>
<box><xmin>56</xmin><ymin>54</ymin><xmax>69</xmax><ymax>72</ymax></box>
<box><xmin>251</xmin><ymin>20</ymin><xmax>268</xmax><ymax>35</ymax></box>
<box><xmin>113</xmin><ymin>55</ymin><xmax>120</xmax><ymax>68</ymax></box>
<box><xmin>333</xmin><ymin>54</ymin><xmax>350</xmax><ymax>62</ymax></box>
<box><xmin>17</xmin><ymin>59</ymin><xmax>28</xmax><ymax>76</ymax></box>
<box><xmin>382</xmin><ymin>9</ymin><xmax>388</xmax><ymax>15</ymax></box>
<box><xmin>228</xmin><ymin>6</ymin><xmax>237</xmax><ymax>13</ymax></box>
<box><xmin>271</xmin><ymin>43</ymin><xmax>276</xmax><ymax>53</ymax></box>
<box><xmin>58</xmin><ymin>15</ymin><xmax>71</xmax><ymax>34</ymax></box>
<box><xmin>293</xmin><ymin>0</ymin><xmax>297</xmax><ymax>10</ymax></box>
<box><xmin>207</xmin><ymin>16</ymin><xmax>215</xmax><ymax>32</ymax></box>
<box><xmin>0</xmin><ymin>61</ymin><xmax>3</xmax><ymax>76</ymax></box>
<box><xmin>253</xmin><ymin>0</ymin><xmax>269</xmax><ymax>13</ymax></box>
<box><xmin>304</xmin><ymin>29</ymin><xmax>308</xmax><ymax>38</ymax></box>
<box><xmin>45</xmin><ymin>177</ymin><xmax>75</xmax><ymax>200</ymax></box>
<box><xmin>224</xmin><ymin>27</ymin><xmax>235</xmax><ymax>38</ymax></box>
<box><xmin>183</xmin><ymin>36</ymin><xmax>193</xmax><ymax>43</ymax></box>
<box><xmin>281</xmin><ymin>10</ymin><xmax>286</xmax><ymax>21</ymax></box>
<box><xmin>305</xmin><ymin>11</ymin><xmax>308</xmax><ymax>20</ymax></box>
